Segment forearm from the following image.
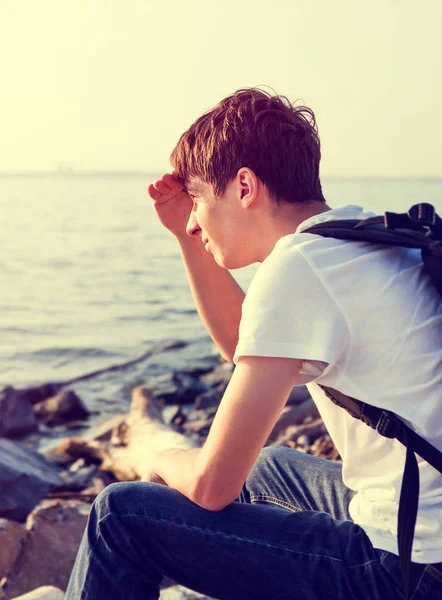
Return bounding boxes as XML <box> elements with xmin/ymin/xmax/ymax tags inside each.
<box><xmin>177</xmin><ymin>236</ymin><xmax>245</xmax><ymax>362</ymax></box>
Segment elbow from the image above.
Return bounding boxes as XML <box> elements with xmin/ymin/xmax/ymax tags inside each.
<box><xmin>217</xmin><ymin>334</ymin><xmax>238</xmax><ymax>364</ymax></box>
<box><xmin>191</xmin><ymin>477</ymin><xmax>238</xmax><ymax>512</ymax></box>
<box><xmin>219</xmin><ymin>351</ymin><xmax>235</xmax><ymax>364</ymax></box>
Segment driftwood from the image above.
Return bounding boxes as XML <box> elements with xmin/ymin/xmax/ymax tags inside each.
<box><xmin>59</xmin><ymin>386</ymin><xmax>196</xmax><ymax>482</ymax></box>
<box><xmin>17</xmin><ymin>340</ymin><xmax>187</xmax><ymax>406</ymax></box>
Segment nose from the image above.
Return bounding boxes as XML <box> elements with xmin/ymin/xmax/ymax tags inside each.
<box><xmin>186</xmin><ymin>209</ymin><xmax>201</xmax><ymax>237</ymax></box>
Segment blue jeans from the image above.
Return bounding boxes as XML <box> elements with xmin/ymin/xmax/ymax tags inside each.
<box><xmin>65</xmin><ymin>446</ymin><xmax>442</xmax><ymax>599</ymax></box>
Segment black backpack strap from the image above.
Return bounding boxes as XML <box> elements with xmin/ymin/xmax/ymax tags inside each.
<box><xmin>303</xmin><ymin>204</ymin><xmax>442</xmax><ymax>294</ymax></box>
<box><xmin>320</xmin><ymin>385</ymin><xmax>442</xmax><ymax>599</ymax></box>
<box><xmin>303</xmin><ymin>205</ymin><xmax>442</xmax><ymax>597</ymax></box>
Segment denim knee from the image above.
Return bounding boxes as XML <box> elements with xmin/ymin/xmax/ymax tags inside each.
<box><xmin>247</xmin><ymin>446</ymin><xmax>297</xmax><ymax>484</ymax></box>
<box><xmin>91</xmin><ymin>481</ymin><xmax>135</xmax><ymax>521</ymax></box>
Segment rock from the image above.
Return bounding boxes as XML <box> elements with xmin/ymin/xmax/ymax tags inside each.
<box><xmin>3</xmin><ymin>500</ymin><xmax>90</xmax><ymax>599</ymax></box>
<box><xmin>0</xmin><ymin>519</ymin><xmax>27</xmax><ymax>579</ymax></box>
<box><xmin>15</xmin><ymin>384</ymin><xmax>61</xmax><ymax>406</ymax></box>
<box><xmin>160</xmin><ymin>585</ymin><xmax>216</xmax><ymax>599</ymax></box>
<box><xmin>147</xmin><ymin>373</ymin><xmax>207</xmax><ymax>405</ymax></box>
<box><xmin>272</xmin><ymin>418</ymin><xmax>327</xmax><ymax>448</ymax></box>
<box><xmin>181</xmin><ymin>356</ymin><xmax>220</xmax><ymax>378</ymax></box>
<box><xmin>194</xmin><ymin>382</ymin><xmax>225</xmax><ymax>410</ymax></box>
<box><xmin>286</xmin><ymin>386</ymin><xmax>311</xmax><ymax>406</ymax></box>
<box><xmin>268</xmin><ymin>398</ymin><xmax>319</xmax><ymax>442</ymax></box>
<box><xmin>8</xmin><ymin>586</ymin><xmax>65</xmax><ymax>600</ymax></box>
<box><xmin>182</xmin><ymin>418</ymin><xmax>213</xmax><ymax>437</ymax></box>
<box><xmin>0</xmin><ymin>386</ymin><xmax>38</xmax><ymax>438</ymax></box>
<box><xmin>0</xmin><ymin>439</ymin><xmax>62</xmax><ymax>522</ymax></box>
<box><xmin>33</xmin><ymin>391</ymin><xmax>89</xmax><ymax>425</ymax></box>
<box><xmin>297</xmin><ymin>434</ymin><xmax>310</xmax><ymax>446</ymax></box>
<box><xmin>199</xmin><ymin>363</ymin><xmax>234</xmax><ymax>388</ymax></box>
<box><xmin>54</xmin><ymin>462</ymin><xmax>103</xmax><ymax>492</ymax></box>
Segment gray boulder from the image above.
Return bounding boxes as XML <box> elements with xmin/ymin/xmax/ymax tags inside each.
<box><xmin>3</xmin><ymin>500</ymin><xmax>90</xmax><ymax>599</ymax></box>
<box><xmin>0</xmin><ymin>387</ymin><xmax>38</xmax><ymax>438</ymax></box>
<box><xmin>147</xmin><ymin>372</ymin><xmax>207</xmax><ymax>405</ymax></box>
<box><xmin>0</xmin><ymin>519</ymin><xmax>27</xmax><ymax>578</ymax></box>
<box><xmin>15</xmin><ymin>384</ymin><xmax>61</xmax><ymax>406</ymax></box>
<box><xmin>33</xmin><ymin>390</ymin><xmax>89</xmax><ymax>425</ymax></box>
<box><xmin>0</xmin><ymin>439</ymin><xmax>61</xmax><ymax>522</ymax></box>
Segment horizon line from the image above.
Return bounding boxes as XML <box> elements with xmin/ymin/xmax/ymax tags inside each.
<box><xmin>0</xmin><ymin>170</ymin><xmax>441</xmax><ymax>182</ymax></box>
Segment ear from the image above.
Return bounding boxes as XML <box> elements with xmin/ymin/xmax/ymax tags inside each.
<box><xmin>236</xmin><ymin>168</ymin><xmax>259</xmax><ymax>208</ymax></box>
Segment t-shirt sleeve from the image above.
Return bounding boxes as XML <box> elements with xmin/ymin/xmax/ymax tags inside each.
<box><xmin>233</xmin><ymin>239</ymin><xmax>349</xmax><ymax>375</ymax></box>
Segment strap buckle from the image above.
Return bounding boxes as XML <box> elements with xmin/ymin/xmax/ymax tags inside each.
<box><xmin>384</xmin><ymin>203</ymin><xmax>436</xmax><ymax>232</ymax></box>
<box><xmin>376</xmin><ymin>411</ymin><xmax>402</xmax><ymax>439</ymax></box>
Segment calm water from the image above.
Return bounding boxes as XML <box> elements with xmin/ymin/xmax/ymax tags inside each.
<box><xmin>2</xmin><ymin>176</ymin><xmax>441</xmax><ymax>431</ymax></box>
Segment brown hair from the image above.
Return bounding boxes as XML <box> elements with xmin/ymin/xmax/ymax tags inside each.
<box><xmin>170</xmin><ymin>88</ymin><xmax>325</xmax><ymax>204</ymax></box>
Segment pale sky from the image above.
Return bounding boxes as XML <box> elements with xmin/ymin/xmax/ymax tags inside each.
<box><xmin>1</xmin><ymin>0</ymin><xmax>442</xmax><ymax>177</ymax></box>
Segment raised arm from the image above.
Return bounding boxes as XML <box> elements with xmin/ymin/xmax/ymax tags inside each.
<box><xmin>148</xmin><ymin>174</ymin><xmax>245</xmax><ymax>362</ymax></box>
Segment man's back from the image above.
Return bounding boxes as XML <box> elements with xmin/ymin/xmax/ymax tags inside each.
<box><xmin>234</xmin><ymin>204</ymin><xmax>442</xmax><ymax>563</ymax></box>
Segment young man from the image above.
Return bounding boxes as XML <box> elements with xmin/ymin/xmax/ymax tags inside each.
<box><xmin>66</xmin><ymin>89</ymin><xmax>442</xmax><ymax>599</ymax></box>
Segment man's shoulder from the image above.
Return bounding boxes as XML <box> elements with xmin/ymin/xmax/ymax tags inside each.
<box><xmin>296</xmin><ymin>205</ymin><xmax>376</xmax><ymax>233</ymax></box>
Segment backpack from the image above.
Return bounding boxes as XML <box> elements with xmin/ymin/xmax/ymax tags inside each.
<box><xmin>303</xmin><ymin>203</ymin><xmax>442</xmax><ymax>600</ymax></box>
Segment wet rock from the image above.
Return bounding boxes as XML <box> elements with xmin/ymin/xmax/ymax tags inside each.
<box><xmin>160</xmin><ymin>585</ymin><xmax>215</xmax><ymax>599</ymax></box>
<box><xmin>147</xmin><ymin>372</ymin><xmax>207</xmax><ymax>405</ymax></box>
<box><xmin>0</xmin><ymin>440</ymin><xmax>62</xmax><ymax>522</ymax></box>
<box><xmin>182</xmin><ymin>418</ymin><xmax>213</xmax><ymax>437</ymax></box>
<box><xmin>15</xmin><ymin>384</ymin><xmax>61</xmax><ymax>407</ymax></box>
<box><xmin>199</xmin><ymin>363</ymin><xmax>234</xmax><ymax>388</ymax></box>
<box><xmin>53</xmin><ymin>461</ymin><xmax>101</xmax><ymax>492</ymax></box>
<box><xmin>48</xmin><ymin>460</ymin><xmax>116</xmax><ymax>500</ymax></box>
<box><xmin>0</xmin><ymin>386</ymin><xmax>38</xmax><ymax>438</ymax></box>
<box><xmin>9</xmin><ymin>586</ymin><xmax>65</xmax><ymax>600</ymax></box>
<box><xmin>181</xmin><ymin>356</ymin><xmax>220</xmax><ymax>378</ymax></box>
<box><xmin>33</xmin><ymin>390</ymin><xmax>89</xmax><ymax>425</ymax></box>
<box><xmin>286</xmin><ymin>386</ymin><xmax>311</xmax><ymax>406</ymax></box>
<box><xmin>3</xmin><ymin>500</ymin><xmax>90</xmax><ymax>599</ymax></box>
<box><xmin>0</xmin><ymin>519</ymin><xmax>27</xmax><ymax>579</ymax></box>
<box><xmin>297</xmin><ymin>434</ymin><xmax>310</xmax><ymax>446</ymax></box>
<box><xmin>194</xmin><ymin>381</ymin><xmax>226</xmax><ymax>410</ymax></box>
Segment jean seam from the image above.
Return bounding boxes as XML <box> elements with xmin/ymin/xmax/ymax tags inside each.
<box><xmin>410</xmin><ymin>565</ymin><xmax>432</xmax><ymax>600</ymax></box>
<box><xmin>97</xmin><ymin>512</ymin><xmax>348</xmax><ymax>565</ymax></box>
<box><xmin>427</xmin><ymin>563</ymin><xmax>442</xmax><ymax>582</ymax></box>
<box><xmin>250</xmin><ymin>494</ymin><xmax>301</xmax><ymax>513</ymax></box>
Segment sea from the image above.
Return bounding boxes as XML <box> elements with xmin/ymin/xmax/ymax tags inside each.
<box><xmin>2</xmin><ymin>175</ymin><xmax>442</xmax><ymax>446</ymax></box>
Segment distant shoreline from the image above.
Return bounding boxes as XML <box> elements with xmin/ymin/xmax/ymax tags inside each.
<box><xmin>0</xmin><ymin>171</ymin><xmax>154</xmax><ymax>179</ymax></box>
<box><xmin>0</xmin><ymin>172</ymin><xmax>441</xmax><ymax>181</ymax></box>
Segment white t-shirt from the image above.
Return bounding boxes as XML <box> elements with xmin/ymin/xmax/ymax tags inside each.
<box><xmin>233</xmin><ymin>205</ymin><xmax>442</xmax><ymax>564</ymax></box>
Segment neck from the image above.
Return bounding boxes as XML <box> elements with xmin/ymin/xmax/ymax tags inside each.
<box><xmin>256</xmin><ymin>200</ymin><xmax>331</xmax><ymax>262</ymax></box>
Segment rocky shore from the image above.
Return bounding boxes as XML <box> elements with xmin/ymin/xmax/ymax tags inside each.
<box><xmin>0</xmin><ymin>341</ymin><xmax>338</xmax><ymax>600</ymax></box>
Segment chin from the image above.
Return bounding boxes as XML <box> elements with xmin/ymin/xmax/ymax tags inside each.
<box><xmin>215</xmin><ymin>252</ymin><xmax>255</xmax><ymax>270</ymax></box>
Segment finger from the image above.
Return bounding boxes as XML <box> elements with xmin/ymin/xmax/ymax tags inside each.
<box><xmin>155</xmin><ymin>180</ymin><xmax>171</xmax><ymax>195</ymax></box>
<box><xmin>147</xmin><ymin>184</ymin><xmax>161</xmax><ymax>200</ymax></box>
<box><xmin>162</xmin><ymin>173</ymin><xmax>181</xmax><ymax>188</ymax></box>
